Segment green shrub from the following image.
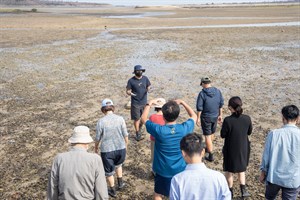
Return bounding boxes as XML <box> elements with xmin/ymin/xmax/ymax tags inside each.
<box><xmin>13</xmin><ymin>9</ymin><xmax>22</xmax><ymax>13</ymax></box>
<box><xmin>31</xmin><ymin>8</ymin><xmax>37</xmax><ymax>12</ymax></box>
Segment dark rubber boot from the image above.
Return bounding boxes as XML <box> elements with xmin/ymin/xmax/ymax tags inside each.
<box><xmin>229</xmin><ymin>187</ymin><xmax>233</xmax><ymax>199</ymax></box>
<box><xmin>117</xmin><ymin>177</ymin><xmax>125</xmax><ymax>190</ymax></box>
<box><xmin>108</xmin><ymin>186</ymin><xmax>116</xmax><ymax>197</ymax></box>
<box><xmin>240</xmin><ymin>184</ymin><xmax>250</xmax><ymax>198</ymax></box>
<box><xmin>204</xmin><ymin>152</ymin><xmax>214</xmax><ymax>162</ymax></box>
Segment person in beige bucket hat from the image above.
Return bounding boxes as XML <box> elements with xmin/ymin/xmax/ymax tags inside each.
<box><xmin>47</xmin><ymin>126</ymin><xmax>108</xmax><ymax>200</ymax></box>
<box><xmin>68</xmin><ymin>125</ymin><xmax>94</xmax><ymax>144</ymax></box>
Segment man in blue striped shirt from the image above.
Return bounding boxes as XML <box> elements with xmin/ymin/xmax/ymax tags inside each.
<box><xmin>260</xmin><ymin>105</ymin><xmax>300</xmax><ymax>200</ymax></box>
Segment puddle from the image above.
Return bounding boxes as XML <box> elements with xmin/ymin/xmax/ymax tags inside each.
<box><xmin>101</xmin><ymin>12</ymin><xmax>174</xmax><ymax>18</ymax></box>
<box><xmin>36</xmin><ymin>82</ymin><xmax>45</xmax><ymax>90</ymax></box>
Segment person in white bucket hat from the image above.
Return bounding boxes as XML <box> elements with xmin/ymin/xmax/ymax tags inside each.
<box><xmin>47</xmin><ymin>126</ymin><xmax>108</xmax><ymax>200</ymax></box>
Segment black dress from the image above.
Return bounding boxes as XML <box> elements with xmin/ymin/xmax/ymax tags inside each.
<box><xmin>221</xmin><ymin>113</ymin><xmax>252</xmax><ymax>173</ymax></box>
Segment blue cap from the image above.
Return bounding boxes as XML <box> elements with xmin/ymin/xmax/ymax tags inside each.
<box><xmin>133</xmin><ymin>65</ymin><xmax>145</xmax><ymax>73</ymax></box>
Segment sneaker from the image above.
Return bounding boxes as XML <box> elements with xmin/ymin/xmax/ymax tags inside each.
<box><xmin>108</xmin><ymin>187</ymin><xmax>116</xmax><ymax>198</ymax></box>
<box><xmin>205</xmin><ymin>152</ymin><xmax>214</xmax><ymax>162</ymax></box>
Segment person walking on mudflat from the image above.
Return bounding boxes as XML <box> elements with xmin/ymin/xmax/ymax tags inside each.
<box><xmin>47</xmin><ymin>126</ymin><xmax>108</xmax><ymax>200</ymax></box>
<box><xmin>126</xmin><ymin>65</ymin><xmax>151</xmax><ymax>141</ymax></box>
<box><xmin>169</xmin><ymin>133</ymin><xmax>231</xmax><ymax>200</ymax></box>
<box><xmin>196</xmin><ymin>77</ymin><xmax>224</xmax><ymax>162</ymax></box>
<box><xmin>260</xmin><ymin>105</ymin><xmax>300</xmax><ymax>200</ymax></box>
<box><xmin>95</xmin><ymin>99</ymin><xmax>129</xmax><ymax>198</ymax></box>
<box><xmin>221</xmin><ymin>96</ymin><xmax>252</xmax><ymax>198</ymax></box>
<box><xmin>141</xmin><ymin>99</ymin><xmax>196</xmax><ymax>200</ymax></box>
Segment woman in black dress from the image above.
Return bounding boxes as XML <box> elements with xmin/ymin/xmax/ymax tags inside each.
<box><xmin>221</xmin><ymin>96</ymin><xmax>252</xmax><ymax>198</ymax></box>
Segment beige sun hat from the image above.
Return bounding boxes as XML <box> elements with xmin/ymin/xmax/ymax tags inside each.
<box><xmin>68</xmin><ymin>126</ymin><xmax>93</xmax><ymax>144</ymax></box>
<box><xmin>153</xmin><ymin>98</ymin><xmax>166</xmax><ymax>108</ymax></box>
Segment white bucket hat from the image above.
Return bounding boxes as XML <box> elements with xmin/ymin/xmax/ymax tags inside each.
<box><xmin>68</xmin><ymin>126</ymin><xmax>93</xmax><ymax>144</ymax></box>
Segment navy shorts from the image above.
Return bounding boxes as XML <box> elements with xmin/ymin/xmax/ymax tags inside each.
<box><xmin>101</xmin><ymin>149</ymin><xmax>126</xmax><ymax>177</ymax></box>
<box><xmin>201</xmin><ymin>117</ymin><xmax>218</xmax><ymax>135</ymax></box>
<box><xmin>131</xmin><ymin>104</ymin><xmax>145</xmax><ymax>120</ymax></box>
<box><xmin>154</xmin><ymin>173</ymin><xmax>172</xmax><ymax>197</ymax></box>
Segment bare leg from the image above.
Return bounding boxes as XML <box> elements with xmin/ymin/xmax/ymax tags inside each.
<box><xmin>116</xmin><ymin>166</ymin><xmax>122</xmax><ymax>178</ymax></box>
<box><xmin>107</xmin><ymin>175</ymin><xmax>115</xmax><ymax>187</ymax></box>
<box><xmin>154</xmin><ymin>192</ymin><xmax>163</xmax><ymax>200</ymax></box>
<box><xmin>225</xmin><ymin>172</ymin><xmax>234</xmax><ymax>188</ymax></box>
<box><xmin>134</xmin><ymin>119</ymin><xmax>140</xmax><ymax>133</ymax></box>
<box><xmin>238</xmin><ymin>172</ymin><xmax>246</xmax><ymax>185</ymax></box>
<box><xmin>205</xmin><ymin>135</ymin><xmax>213</xmax><ymax>152</ymax></box>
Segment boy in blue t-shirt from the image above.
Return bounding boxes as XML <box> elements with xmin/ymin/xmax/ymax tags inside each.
<box><xmin>141</xmin><ymin>99</ymin><xmax>196</xmax><ymax>200</ymax></box>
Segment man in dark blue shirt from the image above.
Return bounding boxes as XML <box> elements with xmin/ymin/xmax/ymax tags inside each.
<box><xmin>196</xmin><ymin>77</ymin><xmax>224</xmax><ymax>162</ymax></box>
<box><xmin>126</xmin><ymin>65</ymin><xmax>151</xmax><ymax>141</ymax></box>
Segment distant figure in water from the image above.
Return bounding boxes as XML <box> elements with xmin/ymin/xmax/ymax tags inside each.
<box><xmin>220</xmin><ymin>96</ymin><xmax>252</xmax><ymax>198</ymax></box>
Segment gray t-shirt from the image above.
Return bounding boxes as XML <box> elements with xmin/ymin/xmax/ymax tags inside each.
<box><xmin>47</xmin><ymin>146</ymin><xmax>108</xmax><ymax>200</ymax></box>
<box><xmin>96</xmin><ymin>113</ymin><xmax>129</xmax><ymax>152</ymax></box>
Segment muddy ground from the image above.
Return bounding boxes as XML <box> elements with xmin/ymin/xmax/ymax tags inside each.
<box><xmin>0</xmin><ymin>4</ymin><xmax>299</xmax><ymax>199</ymax></box>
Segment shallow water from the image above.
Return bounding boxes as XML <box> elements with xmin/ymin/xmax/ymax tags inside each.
<box><xmin>110</xmin><ymin>21</ymin><xmax>300</xmax><ymax>31</ymax></box>
<box><xmin>101</xmin><ymin>12</ymin><xmax>174</xmax><ymax>18</ymax></box>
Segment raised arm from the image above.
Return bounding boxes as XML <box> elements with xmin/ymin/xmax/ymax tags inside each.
<box><xmin>141</xmin><ymin>99</ymin><xmax>156</xmax><ymax>124</ymax></box>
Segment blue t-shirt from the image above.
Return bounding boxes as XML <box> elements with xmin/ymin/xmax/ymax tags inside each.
<box><xmin>126</xmin><ymin>76</ymin><xmax>151</xmax><ymax>105</ymax></box>
<box><xmin>146</xmin><ymin>119</ymin><xmax>195</xmax><ymax>178</ymax></box>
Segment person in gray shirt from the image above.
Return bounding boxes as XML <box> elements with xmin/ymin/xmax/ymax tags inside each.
<box><xmin>95</xmin><ymin>98</ymin><xmax>129</xmax><ymax>198</ymax></box>
<box><xmin>47</xmin><ymin>126</ymin><xmax>108</xmax><ymax>200</ymax></box>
